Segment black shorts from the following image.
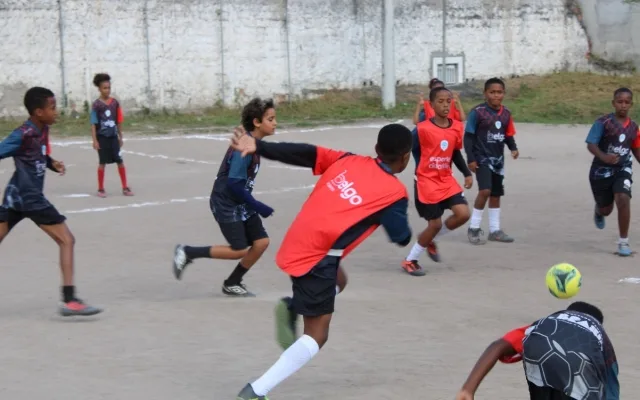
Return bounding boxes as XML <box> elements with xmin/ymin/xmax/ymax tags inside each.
<box><xmin>218</xmin><ymin>214</ymin><xmax>268</xmax><ymax>250</ymax></box>
<box><xmin>476</xmin><ymin>165</ymin><xmax>505</xmax><ymax>197</ymax></box>
<box><xmin>527</xmin><ymin>381</ymin><xmax>572</xmax><ymax>400</ymax></box>
<box><xmin>590</xmin><ymin>171</ymin><xmax>632</xmax><ymax>208</ymax></box>
<box><xmin>97</xmin><ymin>135</ymin><xmax>123</xmax><ymax>164</ymax></box>
<box><xmin>290</xmin><ymin>255</ymin><xmax>340</xmax><ymax>317</ymax></box>
<box><xmin>415</xmin><ymin>191</ymin><xmax>468</xmax><ymax>220</ymax></box>
<box><xmin>0</xmin><ymin>205</ymin><xmax>66</xmax><ymax>231</ymax></box>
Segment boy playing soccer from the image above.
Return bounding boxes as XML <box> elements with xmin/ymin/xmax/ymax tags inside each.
<box><xmin>0</xmin><ymin>87</ymin><xmax>102</xmax><ymax>316</ymax></box>
<box><xmin>231</xmin><ymin>123</ymin><xmax>413</xmax><ymax>399</ymax></box>
<box><xmin>90</xmin><ymin>73</ymin><xmax>133</xmax><ymax>198</ymax></box>
<box><xmin>402</xmin><ymin>87</ymin><xmax>472</xmax><ymax>276</ymax></box>
<box><xmin>587</xmin><ymin>88</ymin><xmax>640</xmax><ymax>256</ymax></box>
<box><xmin>172</xmin><ymin>98</ymin><xmax>276</xmax><ymax>297</ymax></box>
<box><xmin>464</xmin><ymin>77</ymin><xmax>519</xmax><ymax>245</ymax></box>
<box><xmin>455</xmin><ymin>301</ymin><xmax>619</xmax><ymax>400</ymax></box>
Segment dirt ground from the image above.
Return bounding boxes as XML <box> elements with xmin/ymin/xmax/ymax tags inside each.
<box><xmin>0</xmin><ymin>121</ymin><xmax>637</xmax><ymax>400</ymax></box>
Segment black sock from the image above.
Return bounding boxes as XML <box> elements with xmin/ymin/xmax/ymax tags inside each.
<box><xmin>62</xmin><ymin>285</ymin><xmax>75</xmax><ymax>303</ymax></box>
<box><xmin>184</xmin><ymin>246</ymin><xmax>211</xmax><ymax>260</ymax></box>
<box><xmin>225</xmin><ymin>263</ymin><xmax>248</xmax><ymax>285</ymax></box>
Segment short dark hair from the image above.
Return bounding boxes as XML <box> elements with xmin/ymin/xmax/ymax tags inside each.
<box><xmin>614</xmin><ymin>87</ymin><xmax>633</xmax><ymax>99</ymax></box>
<box><xmin>429</xmin><ymin>87</ymin><xmax>451</xmax><ymax>102</ymax></box>
<box><xmin>93</xmin><ymin>73</ymin><xmax>111</xmax><ymax>87</ymax></box>
<box><xmin>428</xmin><ymin>78</ymin><xmax>444</xmax><ymax>89</ymax></box>
<box><xmin>484</xmin><ymin>77</ymin><xmax>505</xmax><ymax>91</ymax></box>
<box><xmin>376</xmin><ymin>123</ymin><xmax>412</xmax><ymax>164</ymax></box>
<box><xmin>241</xmin><ymin>97</ymin><xmax>275</xmax><ymax>132</ymax></box>
<box><xmin>566</xmin><ymin>301</ymin><xmax>604</xmax><ymax>324</ymax></box>
<box><xmin>24</xmin><ymin>87</ymin><xmax>55</xmax><ymax>115</ymax></box>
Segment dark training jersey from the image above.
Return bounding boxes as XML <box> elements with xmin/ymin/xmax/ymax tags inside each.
<box><xmin>90</xmin><ymin>98</ymin><xmax>123</xmax><ymax>137</ymax></box>
<box><xmin>585</xmin><ymin>114</ymin><xmax>640</xmax><ymax>180</ymax></box>
<box><xmin>464</xmin><ymin>103</ymin><xmax>516</xmax><ymax>175</ymax></box>
<box><xmin>0</xmin><ymin>120</ymin><xmax>55</xmax><ymax>211</ymax></box>
<box><xmin>210</xmin><ymin>145</ymin><xmax>261</xmax><ymax>223</ymax></box>
<box><xmin>501</xmin><ymin>310</ymin><xmax>619</xmax><ymax>400</ymax></box>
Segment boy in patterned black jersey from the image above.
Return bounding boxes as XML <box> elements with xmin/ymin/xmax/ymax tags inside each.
<box><xmin>172</xmin><ymin>98</ymin><xmax>276</xmax><ymax>297</ymax></box>
<box><xmin>0</xmin><ymin>87</ymin><xmax>102</xmax><ymax>317</ymax></box>
<box><xmin>464</xmin><ymin>78</ymin><xmax>519</xmax><ymax>245</ymax></box>
<box><xmin>586</xmin><ymin>88</ymin><xmax>640</xmax><ymax>256</ymax></box>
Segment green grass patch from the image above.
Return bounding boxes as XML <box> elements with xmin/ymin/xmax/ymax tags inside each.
<box><xmin>0</xmin><ymin>72</ymin><xmax>638</xmax><ymax>138</ymax></box>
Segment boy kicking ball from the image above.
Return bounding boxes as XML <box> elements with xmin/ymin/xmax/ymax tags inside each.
<box><xmin>586</xmin><ymin>88</ymin><xmax>640</xmax><ymax>257</ymax></box>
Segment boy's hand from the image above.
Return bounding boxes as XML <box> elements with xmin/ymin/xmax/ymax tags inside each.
<box><xmin>455</xmin><ymin>389</ymin><xmax>474</xmax><ymax>400</ymax></box>
<box><xmin>255</xmin><ymin>202</ymin><xmax>274</xmax><ymax>218</ymax></box>
<box><xmin>417</xmin><ymin>93</ymin><xmax>424</xmax><ymax>104</ymax></box>
<box><xmin>52</xmin><ymin>160</ymin><xmax>66</xmax><ymax>175</ymax></box>
<box><xmin>511</xmin><ymin>150</ymin><xmax>519</xmax><ymax>159</ymax></box>
<box><xmin>464</xmin><ymin>176</ymin><xmax>473</xmax><ymax>189</ymax></box>
<box><xmin>118</xmin><ymin>136</ymin><xmax>124</xmax><ymax>148</ymax></box>
<box><xmin>93</xmin><ymin>140</ymin><xmax>100</xmax><ymax>150</ymax></box>
<box><xmin>601</xmin><ymin>153</ymin><xmax>620</xmax><ymax>165</ymax></box>
<box><xmin>467</xmin><ymin>161</ymin><xmax>478</xmax><ymax>173</ymax></box>
<box><xmin>231</xmin><ymin>126</ymin><xmax>257</xmax><ymax>157</ymax></box>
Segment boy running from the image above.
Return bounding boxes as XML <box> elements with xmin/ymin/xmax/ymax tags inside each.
<box><xmin>0</xmin><ymin>87</ymin><xmax>102</xmax><ymax>316</ymax></box>
<box><xmin>231</xmin><ymin>123</ymin><xmax>413</xmax><ymax>400</ymax></box>
<box><xmin>456</xmin><ymin>301</ymin><xmax>619</xmax><ymax>400</ymax></box>
<box><xmin>402</xmin><ymin>87</ymin><xmax>472</xmax><ymax>276</ymax></box>
<box><xmin>172</xmin><ymin>98</ymin><xmax>276</xmax><ymax>297</ymax></box>
<box><xmin>90</xmin><ymin>73</ymin><xmax>133</xmax><ymax>197</ymax></box>
<box><xmin>587</xmin><ymin>88</ymin><xmax>640</xmax><ymax>256</ymax></box>
<box><xmin>464</xmin><ymin>77</ymin><xmax>519</xmax><ymax>245</ymax></box>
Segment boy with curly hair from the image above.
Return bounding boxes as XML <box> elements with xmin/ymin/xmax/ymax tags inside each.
<box><xmin>172</xmin><ymin>98</ymin><xmax>276</xmax><ymax>297</ymax></box>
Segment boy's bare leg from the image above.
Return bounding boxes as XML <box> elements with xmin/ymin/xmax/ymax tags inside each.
<box><xmin>39</xmin><ymin>222</ymin><xmax>103</xmax><ymax>316</ymax></box>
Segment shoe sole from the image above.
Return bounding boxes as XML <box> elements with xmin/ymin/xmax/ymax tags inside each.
<box><xmin>402</xmin><ymin>267</ymin><xmax>426</xmax><ymax>277</ymax></box>
<box><xmin>488</xmin><ymin>237</ymin><xmax>515</xmax><ymax>243</ymax></box>
<box><xmin>59</xmin><ymin>307</ymin><xmax>103</xmax><ymax>317</ymax></box>
<box><xmin>173</xmin><ymin>245</ymin><xmax>185</xmax><ymax>280</ymax></box>
<box><xmin>221</xmin><ymin>287</ymin><xmax>256</xmax><ymax>297</ymax></box>
<box><xmin>275</xmin><ymin>299</ymin><xmax>296</xmax><ymax>350</ymax></box>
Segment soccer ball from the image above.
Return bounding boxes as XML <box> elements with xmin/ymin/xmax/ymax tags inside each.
<box><xmin>546</xmin><ymin>263</ymin><xmax>581</xmax><ymax>299</ymax></box>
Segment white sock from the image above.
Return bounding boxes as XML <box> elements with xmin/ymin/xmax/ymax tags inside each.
<box><xmin>335</xmin><ymin>285</ymin><xmax>340</xmax><ymax>295</ymax></box>
<box><xmin>435</xmin><ymin>224</ymin><xmax>450</xmax><ymax>240</ymax></box>
<box><xmin>619</xmin><ymin>237</ymin><xmax>629</xmax><ymax>245</ymax></box>
<box><xmin>406</xmin><ymin>242</ymin><xmax>426</xmax><ymax>261</ymax></box>
<box><xmin>470</xmin><ymin>208</ymin><xmax>484</xmax><ymax>229</ymax></box>
<box><xmin>488</xmin><ymin>208</ymin><xmax>500</xmax><ymax>233</ymax></box>
<box><xmin>251</xmin><ymin>334</ymin><xmax>320</xmax><ymax>396</ymax></box>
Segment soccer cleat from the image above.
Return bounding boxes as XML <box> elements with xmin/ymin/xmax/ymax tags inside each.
<box><xmin>222</xmin><ymin>282</ymin><xmax>256</xmax><ymax>297</ymax></box>
<box><xmin>236</xmin><ymin>383</ymin><xmax>269</xmax><ymax>400</ymax></box>
<box><xmin>618</xmin><ymin>242</ymin><xmax>632</xmax><ymax>257</ymax></box>
<box><xmin>173</xmin><ymin>245</ymin><xmax>192</xmax><ymax>280</ymax></box>
<box><xmin>401</xmin><ymin>260</ymin><xmax>426</xmax><ymax>276</ymax></box>
<box><xmin>427</xmin><ymin>242</ymin><xmax>441</xmax><ymax>262</ymax></box>
<box><xmin>488</xmin><ymin>230</ymin><xmax>514</xmax><ymax>243</ymax></box>
<box><xmin>97</xmin><ymin>189</ymin><xmax>107</xmax><ymax>198</ymax></box>
<box><xmin>122</xmin><ymin>187</ymin><xmax>134</xmax><ymax>196</ymax></box>
<box><xmin>594</xmin><ymin>208</ymin><xmax>605</xmax><ymax>230</ymax></box>
<box><xmin>59</xmin><ymin>299</ymin><xmax>103</xmax><ymax>317</ymax></box>
<box><xmin>275</xmin><ymin>297</ymin><xmax>298</xmax><ymax>350</ymax></box>
<box><xmin>467</xmin><ymin>227</ymin><xmax>485</xmax><ymax>245</ymax></box>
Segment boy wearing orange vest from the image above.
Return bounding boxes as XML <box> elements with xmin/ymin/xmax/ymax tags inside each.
<box><xmin>231</xmin><ymin>124</ymin><xmax>413</xmax><ymax>400</ymax></box>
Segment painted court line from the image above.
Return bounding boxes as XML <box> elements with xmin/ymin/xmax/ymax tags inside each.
<box><xmin>50</xmin><ymin>120</ymin><xmax>405</xmax><ymax>148</ymax></box>
<box><xmin>64</xmin><ymin>184</ymin><xmax>314</xmax><ymax>214</ymax></box>
<box><xmin>618</xmin><ymin>277</ymin><xmax>640</xmax><ymax>284</ymax></box>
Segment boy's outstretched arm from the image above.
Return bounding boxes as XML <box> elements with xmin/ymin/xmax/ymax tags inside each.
<box><xmin>0</xmin><ymin>130</ymin><xmax>23</xmax><ymax>160</ymax></box>
<box><xmin>456</xmin><ymin>339</ymin><xmax>517</xmax><ymax>400</ymax></box>
<box><xmin>230</xmin><ymin>127</ymin><xmax>349</xmax><ymax>175</ymax></box>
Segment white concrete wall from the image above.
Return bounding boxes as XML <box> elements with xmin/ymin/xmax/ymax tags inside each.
<box><xmin>0</xmin><ymin>0</ymin><xmax>590</xmax><ymax>117</ymax></box>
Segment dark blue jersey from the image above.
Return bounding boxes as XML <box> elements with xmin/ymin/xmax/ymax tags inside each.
<box><xmin>210</xmin><ymin>145</ymin><xmax>261</xmax><ymax>223</ymax></box>
<box><xmin>585</xmin><ymin>114</ymin><xmax>640</xmax><ymax>180</ymax></box>
<box><xmin>0</xmin><ymin>120</ymin><xmax>53</xmax><ymax>211</ymax></box>
<box><xmin>464</xmin><ymin>103</ymin><xmax>516</xmax><ymax>175</ymax></box>
<box><xmin>90</xmin><ymin>98</ymin><xmax>122</xmax><ymax>137</ymax></box>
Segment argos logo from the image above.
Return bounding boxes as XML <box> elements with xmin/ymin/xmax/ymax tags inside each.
<box><xmin>326</xmin><ymin>170</ymin><xmax>363</xmax><ymax>205</ymax></box>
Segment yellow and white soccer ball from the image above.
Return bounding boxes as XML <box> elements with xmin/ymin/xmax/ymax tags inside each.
<box><xmin>546</xmin><ymin>263</ymin><xmax>582</xmax><ymax>299</ymax></box>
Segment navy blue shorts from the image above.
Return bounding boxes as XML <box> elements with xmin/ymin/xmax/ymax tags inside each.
<box><xmin>0</xmin><ymin>205</ymin><xmax>66</xmax><ymax>231</ymax></box>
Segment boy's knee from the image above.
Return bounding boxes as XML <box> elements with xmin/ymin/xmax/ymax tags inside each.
<box><xmin>478</xmin><ymin>189</ymin><xmax>491</xmax><ymax>198</ymax></box>
<box><xmin>428</xmin><ymin>218</ymin><xmax>443</xmax><ymax>231</ymax></box>
<box><xmin>59</xmin><ymin>230</ymin><xmax>75</xmax><ymax>247</ymax></box>
<box><xmin>615</xmin><ymin>194</ymin><xmax>630</xmax><ymax>209</ymax></box>
<box><xmin>252</xmin><ymin>237</ymin><xmax>270</xmax><ymax>252</ymax></box>
<box><xmin>456</xmin><ymin>206</ymin><xmax>471</xmax><ymax>222</ymax></box>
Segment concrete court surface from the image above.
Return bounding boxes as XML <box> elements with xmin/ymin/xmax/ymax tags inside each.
<box><xmin>0</xmin><ymin>121</ymin><xmax>637</xmax><ymax>400</ymax></box>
